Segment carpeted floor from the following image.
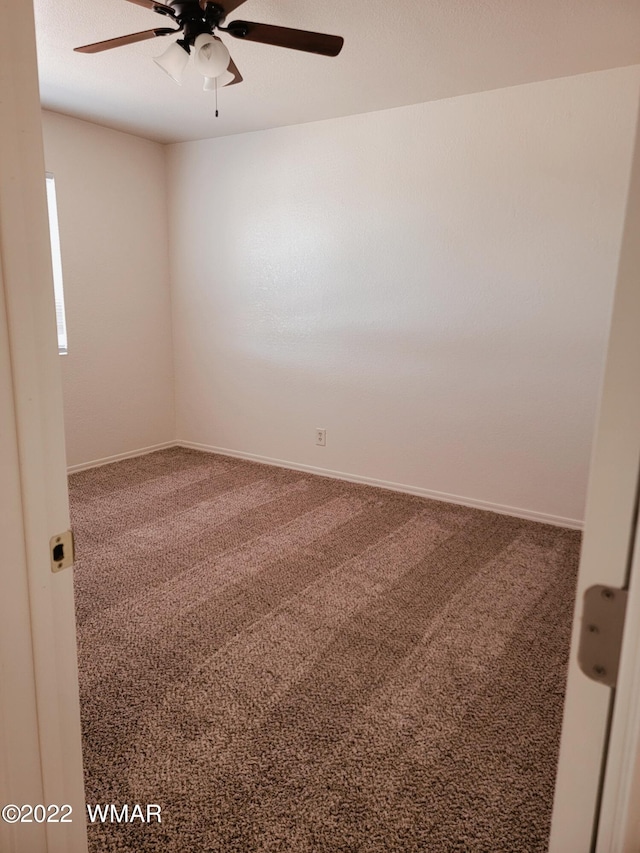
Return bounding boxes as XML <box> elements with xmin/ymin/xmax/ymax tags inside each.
<box><xmin>70</xmin><ymin>447</ymin><xmax>580</xmax><ymax>853</ymax></box>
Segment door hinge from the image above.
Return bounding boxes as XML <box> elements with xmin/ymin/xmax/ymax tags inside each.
<box><xmin>50</xmin><ymin>529</ymin><xmax>74</xmax><ymax>574</ymax></box>
<box><xmin>578</xmin><ymin>585</ymin><xmax>628</xmax><ymax>688</ymax></box>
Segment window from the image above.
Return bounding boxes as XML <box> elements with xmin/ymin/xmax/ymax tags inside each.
<box><xmin>45</xmin><ymin>173</ymin><xmax>68</xmax><ymax>355</ymax></box>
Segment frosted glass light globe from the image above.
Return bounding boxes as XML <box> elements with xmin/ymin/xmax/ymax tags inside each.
<box><xmin>153</xmin><ymin>41</ymin><xmax>190</xmax><ymax>85</ymax></box>
<box><xmin>203</xmin><ymin>69</ymin><xmax>235</xmax><ymax>90</ymax></box>
<box><xmin>193</xmin><ymin>34</ymin><xmax>230</xmax><ymax>78</ymax></box>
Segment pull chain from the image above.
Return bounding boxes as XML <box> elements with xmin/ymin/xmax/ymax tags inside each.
<box><xmin>215</xmin><ymin>76</ymin><xmax>219</xmax><ymax>118</ymax></box>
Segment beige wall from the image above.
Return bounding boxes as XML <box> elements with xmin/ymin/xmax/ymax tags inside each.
<box><xmin>41</xmin><ymin>111</ymin><xmax>175</xmax><ymax>468</ymax></box>
<box><xmin>167</xmin><ymin>66</ymin><xmax>640</xmax><ymax>526</ymax></box>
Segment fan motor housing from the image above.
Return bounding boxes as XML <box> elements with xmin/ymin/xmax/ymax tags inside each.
<box><xmin>167</xmin><ymin>1</ymin><xmax>226</xmax><ymax>43</ymax></box>
<box><xmin>170</xmin><ymin>1</ymin><xmax>225</xmax><ymax>22</ymax></box>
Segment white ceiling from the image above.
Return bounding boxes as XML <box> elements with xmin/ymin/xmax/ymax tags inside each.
<box><xmin>34</xmin><ymin>0</ymin><xmax>640</xmax><ymax>144</ymax></box>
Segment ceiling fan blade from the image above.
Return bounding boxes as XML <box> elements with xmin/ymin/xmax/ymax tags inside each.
<box><xmin>226</xmin><ymin>21</ymin><xmax>344</xmax><ymax>57</ymax></box>
<box><xmin>225</xmin><ymin>56</ymin><xmax>243</xmax><ymax>85</ymax></box>
<box><xmin>74</xmin><ymin>28</ymin><xmax>177</xmax><ymax>54</ymax></box>
<box><xmin>124</xmin><ymin>0</ymin><xmax>176</xmax><ymax>14</ymax></box>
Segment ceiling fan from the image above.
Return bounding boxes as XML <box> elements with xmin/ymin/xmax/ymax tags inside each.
<box><xmin>74</xmin><ymin>0</ymin><xmax>344</xmax><ymax>91</ymax></box>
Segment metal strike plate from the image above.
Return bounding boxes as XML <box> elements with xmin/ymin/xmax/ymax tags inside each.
<box><xmin>578</xmin><ymin>585</ymin><xmax>628</xmax><ymax>688</ymax></box>
<box><xmin>50</xmin><ymin>529</ymin><xmax>74</xmax><ymax>574</ymax></box>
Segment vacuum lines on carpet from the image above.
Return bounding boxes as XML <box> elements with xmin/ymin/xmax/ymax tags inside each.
<box><xmin>69</xmin><ymin>447</ymin><xmax>580</xmax><ymax>852</ymax></box>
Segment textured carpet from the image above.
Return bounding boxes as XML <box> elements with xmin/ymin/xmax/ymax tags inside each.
<box><xmin>69</xmin><ymin>447</ymin><xmax>580</xmax><ymax>853</ymax></box>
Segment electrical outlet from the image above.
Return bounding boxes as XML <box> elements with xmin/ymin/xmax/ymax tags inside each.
<box><xmin>315</xmin><ymin>428</ymin><xmax>326</xmax><ymax>447</ymax></box>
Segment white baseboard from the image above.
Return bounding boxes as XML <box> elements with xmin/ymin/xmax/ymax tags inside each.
<box><xmin>67</xmin><ymin>441</ymin><xmax>177</xmax><ymax>474</ymax></box>
<box><xmin>177</xmin><ymin>440</ymin><xmax>584</xmax><ymax>530</ymax></box>
<box><xmin>67</xmin><ymin>439</ymin><xmax>584</xmax><ymax>530</ymax></box>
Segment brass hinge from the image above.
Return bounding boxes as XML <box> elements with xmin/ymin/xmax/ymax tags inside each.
<box><xmin>50</xmin><ymin>529</ymin><xmax>74</xmax><ymax>574</ymax></box>
<box><xmin>578</xmin><ymin>585</ymin><xmax>628</xmax><ymax>688</ymax></box>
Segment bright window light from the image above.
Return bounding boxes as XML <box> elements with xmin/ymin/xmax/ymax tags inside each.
<box><xmin>45</xmin><ymin>173</ymin><xmax>68</xmax><ymax>355</ymax></box>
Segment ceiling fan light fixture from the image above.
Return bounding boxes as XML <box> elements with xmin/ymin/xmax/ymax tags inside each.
<box><xmin>153</xmin><ymin>40</ymin><xmax>190</xmax><ymax>85</ymax></box>
<box><xmin>193</xmin><ymin>34</ymin><xmax>230</xmax><ymax>78</ymax></box>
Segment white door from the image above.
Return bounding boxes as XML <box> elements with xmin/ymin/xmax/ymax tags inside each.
<box><xmin>549</xmin><ymin>96</ymin><xmax>640</xmax><ymax>852</ymax></box>
<box><xmin>0</xmin><ymin>2</ymin><xmax>88</xmax><ymax>852</ymax></box>
<box><xmin>596</xmin><ymin>517</ymin><xmax>640</xmax><ymax>852</ymax></box>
